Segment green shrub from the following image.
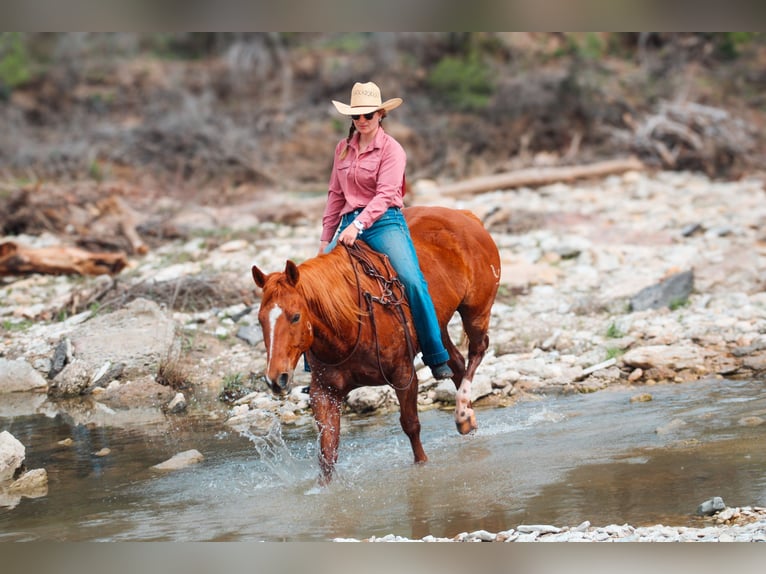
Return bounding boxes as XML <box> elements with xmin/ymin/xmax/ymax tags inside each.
<box><xmin>0</xmin><ymin>33</ymin><xmax>31</xmax><ymax>94</ymax></box>
<box><xmin>715</xmin><ymin>32</ymin><xmax>760</xmax><ymax>60</ymax></box>
<box><xmin>427</xmin><ymin>54</ymin><xmax>494</xmax><ymax>111</ymax></box>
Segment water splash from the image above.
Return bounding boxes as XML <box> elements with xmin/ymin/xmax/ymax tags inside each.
<box><xmin>233</xmin><ymin>411</ymin><xmax>309</xmax><ymax>484</ymax></box>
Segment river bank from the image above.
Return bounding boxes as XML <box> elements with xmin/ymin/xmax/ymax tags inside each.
<box><xmin>2</xmin><ymin>167</ymin><xmax>766</xmax><ymax>540</ymax></box>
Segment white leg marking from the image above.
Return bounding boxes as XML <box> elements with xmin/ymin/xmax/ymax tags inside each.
<box><xmin>455</xmin><ymin>378</ymin><xmax>473</xmax><ymax>424</ymax></box>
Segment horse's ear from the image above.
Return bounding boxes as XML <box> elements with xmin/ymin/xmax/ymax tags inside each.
<box><xmin>251</xmin><ymin>264</ymin><xmax>267</xmax><ymax>288</ymax></box>
<box><xmin>285</xmin><ymin>260</ymin><xmax>300</xmax><ymax>287</ymax></box>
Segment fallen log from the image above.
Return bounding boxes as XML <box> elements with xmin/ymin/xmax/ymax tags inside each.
<box><xmin>0</xmin><ymin>241</ymin><xmax>127</xmax><ymax>277</ymax></box>
<box><xmin>437</xmin><ymin>157</ymin><xmax>645</xmax><ymax>197</ymax></box>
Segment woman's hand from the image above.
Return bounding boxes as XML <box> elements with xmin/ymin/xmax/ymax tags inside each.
<box><xmin>337</xmin><ymin>224</ymin><xmax>359</xmax><ymax>246</ymax></box>
<box><xmin>318</xmin><ymin>240</ymin><xmax>329</xmax><ymax>255</ymax></box>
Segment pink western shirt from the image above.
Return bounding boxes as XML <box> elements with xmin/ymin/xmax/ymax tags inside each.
<box><xmin>320</xmin><ymin>127</ymin><xmax>406</xmax><ymax>243</ymax></box>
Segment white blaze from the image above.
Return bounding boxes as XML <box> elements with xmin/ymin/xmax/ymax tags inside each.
<box><xmin>267</xmin><ymin>304</ymin><xmax>283</xmax><ymax>373</ymax></box>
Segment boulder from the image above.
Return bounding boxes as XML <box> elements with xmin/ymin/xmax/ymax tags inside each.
<box><xmin>0</xmin><ymin>431</ymin><xmax>25</xmax><ymax>482</ymax></box>
<box><xmin>0</xmin><ymin>358</ymin><xmax>48</xmax><ymax>393</ymax></box>
<box><xmin>67</xmin><ymin>298</ymin><xmax>179</xmax><ymax>380</ymax></box>
<box><xmin>622</xmin><ymin>345</ymin><xmax>705</xmax><ymax>371</ymax></box>
<box><xmin>630</xmin><ymin>270</ymin><xmax>694</xmax><ymax>311</ymax></box>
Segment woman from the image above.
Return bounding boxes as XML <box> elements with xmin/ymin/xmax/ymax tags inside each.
<box><xmin>319</xmin><ymin>81</ymin><xmax>453</xmax><ymax>381</ymax></box>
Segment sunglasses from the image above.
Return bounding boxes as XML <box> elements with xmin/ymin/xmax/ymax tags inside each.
<box><xmin>351</xmin><ymin>111</ymin><xmax>377</xmax><ymax>120</ymax></box>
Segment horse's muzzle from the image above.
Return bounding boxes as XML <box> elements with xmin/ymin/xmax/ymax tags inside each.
<box><xmin>269</xmin><ymin>372</ymin><xmax>291</xmax><ymax>396</ymax></box>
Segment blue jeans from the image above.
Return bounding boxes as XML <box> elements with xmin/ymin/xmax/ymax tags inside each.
<box><xmin>327</xmin><ymin>207</ymin><xmax>450</xmax><ymax>367</ymax></box>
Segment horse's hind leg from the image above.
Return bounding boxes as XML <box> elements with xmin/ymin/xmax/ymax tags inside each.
<box><xmin>395</xmin><ymin>384</ymin><xmax>428</xmax><ymax>464</ymax></box>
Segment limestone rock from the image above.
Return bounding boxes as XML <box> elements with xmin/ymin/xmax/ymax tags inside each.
<box><xmin>0</xmin><ymin>358</ymin><xmax>47</xmax><ymax>393</ymax></box>
<box><xmin>0</xmin><ymin>431</ymin><xmax>25</xmax><ymax>482</ymax></box>
<box><xmin>151</xmin><ymin>449</ymin><xmax>204</xmax><ymax>471</ymax></box>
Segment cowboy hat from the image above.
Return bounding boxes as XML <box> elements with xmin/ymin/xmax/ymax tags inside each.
<box><xmin>331</xmin><ymin>81</ymin><xmax>403</xmax><ymax>116</ymax></box>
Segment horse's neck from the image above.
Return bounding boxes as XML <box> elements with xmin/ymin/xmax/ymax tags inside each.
<box><xmin>309</xmin><ymin>318</ymin><xmax>356</xmax><ymax>356</ymax></box>
<box><xmin>300</xmin><ymin>253</ymin><xmax>363</xmax><ymax>358</ymax></box>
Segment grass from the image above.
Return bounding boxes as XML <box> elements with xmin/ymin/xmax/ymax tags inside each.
<box><xmin>1</xmin><ymin>318</ymin><xmax>34</xmax><ymax>331</ymax></box>
<box><xmin>156</xmin><ymin>355</ymin><xmax>191</xmax><ymax>389</ymax></box>
<box><xmin>605</xmin><ymin>321</ymin><xmax>625</xmax><ymax>339</ymax></box>
<box><xmin>218</xmin><ymin>372</ymin><xmax>257</xmax><ymax>403</ymax></box>
<box><xmin>605</xmin><ymin>347</ymin><xmax>625</xmax><ymax>361</ymax></box>
<box><xmin>669</xmin><ymin>297</ymin><xmax>690</xmax><ymax>311</ymax></box>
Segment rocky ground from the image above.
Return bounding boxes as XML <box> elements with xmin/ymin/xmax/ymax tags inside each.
<box><xmin>2</xmin><ymin>166</ymin><xmax>766</xmax><ymax>540</ymax></box>
<box><xmin>343</xmin><ymin>504</ymin><xmax>766</xmax><ymax>542</ymax></box>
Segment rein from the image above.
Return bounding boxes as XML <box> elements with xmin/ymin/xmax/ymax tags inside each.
<box><xmin>308</xmin><ymin>242</ymin><xmax>417</xmax><ymax>390</ymax></box>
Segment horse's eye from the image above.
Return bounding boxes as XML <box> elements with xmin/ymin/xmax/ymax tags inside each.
<box><xmin>291</xmin><ymin>313</ymin><xmax>301</xmax><ymax>324</ymax></box>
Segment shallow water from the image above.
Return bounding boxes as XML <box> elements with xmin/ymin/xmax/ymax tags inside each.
<box><xmin>1</xmin><ymin>377</ymin><xmax>764</xmax><ymax>541</ymax></box>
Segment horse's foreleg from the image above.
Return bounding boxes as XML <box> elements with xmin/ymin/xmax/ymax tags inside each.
<box><xmin>396</xmin><ymin>386</ymin><xmax>428</xmax><ymax>464</ymax></box>
<box><xmin>451</xmin><ymin>327</ymin><xmax>490</xmax><ymax>435</ymax></box>
<box><xmin>309</xmin><ymin>386</ymin><xmax>342</xmax><ymax>485</ymax></box>
<box><xmin>454</xmin><ymin>379</ymin><xmax>478</xmax><ymax>435</ymax></box>
<box><xmin>442</xmin><ymin>334</ymin><xmax>477</xmax><ymax>435</ymax></box>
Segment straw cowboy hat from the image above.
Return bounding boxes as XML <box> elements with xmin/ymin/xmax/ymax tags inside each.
<box><xmin>331</xmin><ymin>81</ymin><xmax>403</xmax><ymax>116</ymax></box>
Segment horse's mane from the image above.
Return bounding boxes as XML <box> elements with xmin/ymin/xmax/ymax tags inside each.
<box><xmin>296</xmin><ymin>246</ymin><xmax>370</xmax><ymax>332</ymax></box>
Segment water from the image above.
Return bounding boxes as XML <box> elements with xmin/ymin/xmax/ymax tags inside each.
<box><xmin>1</xmin><ymin>378</ymin><xmax>764</xmax><ymax>541</ymax></box>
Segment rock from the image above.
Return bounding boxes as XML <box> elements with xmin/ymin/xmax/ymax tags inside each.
<box><xmin>97</xmin><ymin>375</ymin><xmax>176</xmax><ymax>408</ymax></box>
<box><xmin>50</xmin><ymin>359</ymin><xmax>92</xmax><ymax>396</ymax></box>
<box><xmin>433</xmin><ymin>379</ymin><xmax>457</xmax><ymax>403</ymax></box>
<box><xmin>66</xmin><ymin>298</ymin><xmax>179</xmax><ymax>380</ymax></box>
<box><xmin>51</xmin><ymin>359</ymin><xmax>125</xmax><ymax>397</ymax></box>
<box><xmin>470</xmin><ymin>375</ymin><xmax>494</xmax><ymax>401</ymax></box>
<box><xmin>9</xmin><ymin>468</ymin><xmax>48</xmax><ymax>494</ymax></box>
<box><xmin>696</xmin><ymin>496</ymin><xmax>726</xmax><ymax>516</ymax></box>
<box><xmin>742</xmin><ymin>353</ymin><xmax>766</xmax><ymax>371</ymax></box>
<box><xmin>0</xmin><ymin>431</ymin><xmax>25</xmax><ymax>482</ymax></box>
<box><xmin>345</xmin><ymin>386</ymin><xmax>392</xmax><ymax>413</ymax></box>
<box><xmin>516</xmin><ymin>524</ymin><xmax>561</xmax><ymax>534</ymax></box>
<box><xmin>166</xmin><ymin>392</ymin><xmax>188</xmax><ymax>414</ymax></box>
<box><xmin>655</xmin><ymin>418</ymin><xmax>686</xmax><ymax>435</ymax></box>
<box><xmin>737</xmin><ymin>416</ymin><xmax>764</xmax><ymax>427</ymax></box>
<box><xmin>151</xmin><ymin>449</ymin><xmax>204</xmax><ymax>471</ymax></box>
<box><xmin>225</xmin><ymin>408</ymin><xmax>277</xmax><ymax>433</ymax></box>
<box><xmin>48</xmin><ymin>337</ymin><xmax>72</xmax><ymax>379</ymax></box>
<box><xmin>0</xmin><ymin>358</ymin><xmax>48</xmax><ymax>393</ymax></box>
<box><xmin>630</xmin><ymin>393</ymin><xmax>653</xmax><ymax>403</ymax></box>
<box><xmin>630</xmin><ymin>270</ymin><xmax>694</xmax><ymax>311</ymax></box>
<box><xmin>466</xmin><ymin>529</ymin><xmax>496</xmax><ymax>541</ymax></box>
<box><xmin>236</xmin><ymin>325</ymin><xmax>263</xmax><ymax>346</ymax></box>
<box><xmin>622</xmin><ymin>345</ymin><xmax>704</xmax><ymax>371</ymax></box>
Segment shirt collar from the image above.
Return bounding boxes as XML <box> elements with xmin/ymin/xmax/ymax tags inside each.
<box><xmin>351</xmin><ymin>125</ymin><xmax>386</xmax><ymax>152</ymax></box>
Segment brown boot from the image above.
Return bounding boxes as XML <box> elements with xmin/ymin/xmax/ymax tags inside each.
<box><xmin>431</xmin><ymin>362</ymin><xmax>453</xmax><ymax>380</ymax></box>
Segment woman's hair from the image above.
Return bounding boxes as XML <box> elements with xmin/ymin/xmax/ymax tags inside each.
<box><xmin>339</xmin><ymin>110</ymin><xmax>386</xmax><ymax>160</ymax></box>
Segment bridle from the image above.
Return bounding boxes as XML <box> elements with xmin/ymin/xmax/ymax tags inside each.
<box><xmin>307</xmin><ymin>242</ymin><xmax>417</xmax><ymax>390</ymax></box>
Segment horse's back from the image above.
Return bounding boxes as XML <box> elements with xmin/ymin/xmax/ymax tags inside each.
<box><xmin>404</xmin><ymin>206</ymin><xmax>500</xmax><ymax>315</ymax></box>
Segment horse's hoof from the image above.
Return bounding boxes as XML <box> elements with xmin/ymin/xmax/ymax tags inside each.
<box><xmin>456</xmin><ymin>419</ymin><xmax>477</xmax><ymax>435</ymax></box>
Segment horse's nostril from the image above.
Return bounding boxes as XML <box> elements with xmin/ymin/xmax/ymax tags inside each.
<box><xmin>278</xmin><ymin>373</ymin><xmax>290</xmax><ymax>390</ymax></box>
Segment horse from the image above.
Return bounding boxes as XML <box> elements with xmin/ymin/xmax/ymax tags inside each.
<box><xmin>251</xmin><ymin>206</ymin><xmax>501</xmax><ymax>484</ymax></box>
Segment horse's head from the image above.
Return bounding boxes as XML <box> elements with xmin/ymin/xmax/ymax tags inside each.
<box><xmin>252</xmin><ymin>260</ymin><xmax>313</xmax><ymax>396</ymax></box>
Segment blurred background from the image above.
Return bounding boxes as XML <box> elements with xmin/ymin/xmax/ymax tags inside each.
<box><xmin>1</xmin><ymin>32</ymin><xmax>764</xmax><ymax>198</ymax></box>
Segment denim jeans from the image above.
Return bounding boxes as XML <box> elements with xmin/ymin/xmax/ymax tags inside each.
<box><xmin>327</xmin><ymin>207</ymin><xmax>450</xmax><ymax>367</ymax></box>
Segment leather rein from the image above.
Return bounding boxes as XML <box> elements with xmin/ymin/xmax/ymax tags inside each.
<box><xmin>307</xmin><ymin>242</ymin><xmax>418</xmax><ymax>391</ymax></box>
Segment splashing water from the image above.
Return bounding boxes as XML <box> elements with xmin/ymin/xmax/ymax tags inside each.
<box><xmin>232</xmin><ymin>411</ymin><xmax>310</xmax><ymax>485</ymax></box>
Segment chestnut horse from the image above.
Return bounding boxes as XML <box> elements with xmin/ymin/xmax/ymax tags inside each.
<box><xmin>251</xmin><ymin>206</ymin><xmax>500</xmax><ymax>483</ymax></box>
